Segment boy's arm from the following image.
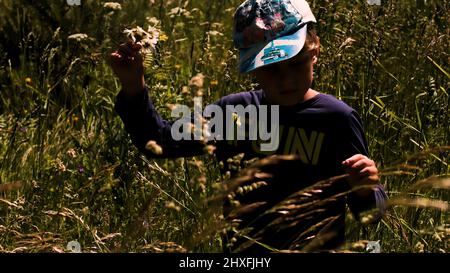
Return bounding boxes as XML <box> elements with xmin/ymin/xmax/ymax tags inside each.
<box><xmin>110</xmin><ymin>41</ymin><xmax>222</xmax><ymax>159</ymax></box>
<box><xmin>114</xmin><ymin>86</ymin><xmax>211</xmax><ymax>158</ymax></box>
<box><xmin>339</xmin><ymin>110</ymin><xmax>388</xmax><ymax>223</ymax></box>
<box><xmin>343</xmin><ymin>154</ymin><xmax>388</xmax><ymax>223</ymax></box>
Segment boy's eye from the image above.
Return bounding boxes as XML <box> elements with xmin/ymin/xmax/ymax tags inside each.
<box><xmin>291</xmin><ymin>60</ymin><xmax>307</xmax><ymax>67</ymax></box>
<box><xmin>293</xmin><ymin>61</ymin><xmax>305</xmax><ymax>66</ymax></box>
<box><xmin>262</xmin><ymin>64</ymin><xmax>279</xmax><ymax>72</ymax></box>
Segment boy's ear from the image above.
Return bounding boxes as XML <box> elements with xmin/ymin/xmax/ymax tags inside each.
<box><xmin>312</xmin><ymin>53</ymin><xmax>318</xmax><ymax>65</ymax></box>
<box><xmin>312</xmin><ymin>47</ymin><xmax>319</xmax><ymax>64</ymax></box>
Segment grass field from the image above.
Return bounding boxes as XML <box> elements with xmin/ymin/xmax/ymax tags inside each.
<box><xmin>0</xmin><ymin>0</ymin><xmax>449</xmax><ymax>253</ymax></box>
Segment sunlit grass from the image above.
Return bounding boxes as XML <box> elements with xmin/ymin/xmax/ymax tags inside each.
<box><xmin>0</xmin><ymin>0</ymin><xmax>448</xmax><ymax>253</ymax></box>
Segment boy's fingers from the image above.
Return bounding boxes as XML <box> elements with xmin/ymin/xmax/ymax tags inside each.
<box><xmin>358</xmin><ymin>166</ymin><xmax>377</xmax><ymax>176</ymax></box>
<box><xmin>112</xmin><ymin>51</ymin><xmax>128</xmax><ymax>62</ymax></box>
<box><xmin>349</xmin><ymin>166</ymin><xmax>378</xmax><ymax>179</ymax></box>
<box><xmin>348</xmin><ymin>166</ymin><xmax>380</xmax><ymax>186</ymax></box>
<box><xmin>120</xmin><ymin>41</ymin><xmax>141</xmax><ymax>53</ymax></box>
<box><xmin>125</xmin><ymin>40</ymin><xmax>139</xmax><ymax>51</ymax></box>
<box><xmin>109</xmin><ymin>52</ymin><xmax>122</xmax><ymax>65</ymax></box>
<box><xmin>350</xmin><ymin>158</ymin><xmax>375</xmax><ymax>170</ymax></box>
<box><xmin>342</xmin><ymin>154</ymin><xmax>366</xmax><ymax>166</ymax></box>
<box><xmin>132</xmin><ymin>43</ymin><xmax>142</xmax><ymax>51</ymax></box>
<box><xmin>109</xmin><ymin>52</ymin><xmax>133</xmax><ymax>69</ymax></box>
<box><xmin>346</xmin><ymin>160</ymin><xmax>377</xmax><ymax>181</ymax></box>
<box><xmin>111</xmin><ymin>51</ymin><xmax>123</xmax><ymax>59</ymax></box>
<box><xmin>117</xmin><ymin>42</ymin><xmax>144</xmax><ymax>62</ymax></box>
<box><xmin>119</xmin><ymin>42</ymin><xmax>139</xmax><ymax>56</ymax></box>
<box><xmin>118</xmin><ymin>46</ymin><xmax>133</xmax><ymax>58</ymax></box>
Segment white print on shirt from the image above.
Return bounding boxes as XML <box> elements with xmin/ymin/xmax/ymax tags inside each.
<box><xmin>236</xmin><ymin>124</ymin><xmax>325</xmax><ymax>165</ymax></box>
<box><xmin>171</xmin><ymin>97</ymin><xmax>280</xmax><ymax>152</ymax></box>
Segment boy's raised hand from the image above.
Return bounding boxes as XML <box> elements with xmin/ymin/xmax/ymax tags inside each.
<box><xmin>342</xmin><ymin>154</ymin><xmax>379</xmax><ymax>196</ymax></box>
<box><xmin>109</xmin><ymin>41</ymin><xmax>146</xmax><ymax>96</ymax></box>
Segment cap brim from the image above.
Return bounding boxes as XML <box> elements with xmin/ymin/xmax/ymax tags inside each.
<box><xmin>239</xmin><ymin>24</ymin><xmax>308</xmax><ymax>74</ymax></box>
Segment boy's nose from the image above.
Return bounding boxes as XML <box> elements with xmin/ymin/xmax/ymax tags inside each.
<box><xmin>275</xmin><ymin>65</ymin><xmax>295</xmax><ymax>83</ymax></box>
<box><xmin>274</xmin><ymin>62</ymin><xmax>294</xmax><ymax>77</ymax></box>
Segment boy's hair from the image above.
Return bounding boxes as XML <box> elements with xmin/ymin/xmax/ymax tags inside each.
<box><xmin>304</xmin><ymin>23</ymin><xmax>320</xmax><ymax>53</ymax></box>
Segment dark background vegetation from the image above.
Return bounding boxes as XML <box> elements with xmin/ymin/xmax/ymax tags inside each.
<box><xmin>0</xmin><ymin>0</ymin><xmax>448</xmax><ymax>252</ymax></box>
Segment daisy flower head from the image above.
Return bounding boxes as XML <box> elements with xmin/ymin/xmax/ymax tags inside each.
<box><xmin>123</xmin><ymin>26</ymin><xmax>159</xmax><ymax>55</ymax></box>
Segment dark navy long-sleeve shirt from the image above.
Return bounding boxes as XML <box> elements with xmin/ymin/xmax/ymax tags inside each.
<box><xmin>115</xmin><ymin>87</ymin><xmax>387</xmax><ymax>252</ymax></box>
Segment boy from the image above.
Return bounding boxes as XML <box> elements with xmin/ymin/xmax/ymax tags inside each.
<box><xmin>109</xmin><ymin>0</ymin><xmax>387</xmax><ymax>252</ymax></box>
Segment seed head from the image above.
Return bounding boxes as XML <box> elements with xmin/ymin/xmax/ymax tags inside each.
<box><xmin>68</xmin><ymin>33</ymin><xmax>88</xmax><ymax>41</ymax></box>
<box><xmin>189</xmin><ymin>73</ymin><xmax>205</xmax><ymax>88</ymax></box>
<box><xmin>145</xmin><ymin>140</ymin><xmax>163</xmax><ymax>155</ymax></box>
<box><xmin>103</xmin><ymin>2</ymin><xmax>122</xmax><ymax>10</ymax></box>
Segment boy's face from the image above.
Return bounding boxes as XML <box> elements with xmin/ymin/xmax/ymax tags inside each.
<box><xmin>251</xmin><ymin>48</ymin><xmax>318</xmax><ymax>106</ymax></box>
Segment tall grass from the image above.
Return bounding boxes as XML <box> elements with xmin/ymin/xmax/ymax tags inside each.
<box><xmin>0</xmin><ymin>0</ymin><xmax>448</xmax><ymax>252</ymax></box>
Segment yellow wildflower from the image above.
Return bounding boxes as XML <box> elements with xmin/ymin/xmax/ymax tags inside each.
<box><xmin>159</xmin><ymin>33</ymin><xmax>169</xmax><ymax>42</ymax></box>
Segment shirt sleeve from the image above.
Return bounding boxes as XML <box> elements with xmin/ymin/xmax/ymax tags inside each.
<box><xmin>114</xmin><ymin>87</ymin><xmax>210</xmax><ymax>158</ymax></box>
<box><xmin>339</xmin><ymin>110</ymin><xmax>388</xmax><ymax>223</ymax></box>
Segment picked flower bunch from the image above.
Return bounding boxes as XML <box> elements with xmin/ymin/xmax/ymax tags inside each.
<box><xmin>123</xmin><ymin>25</ymin><xmax>160</xmax><ymax>67</ymax></box>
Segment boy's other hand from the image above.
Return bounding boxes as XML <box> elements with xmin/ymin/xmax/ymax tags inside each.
<box><xmin>342</xmin><ymin>154</ymin><xmax>379</xmax><ymax>197</ymax></box>
<box><xmin>109</xmin><ymin>41</ymin><xmax>146</xmax><ymax>96</ymax></box>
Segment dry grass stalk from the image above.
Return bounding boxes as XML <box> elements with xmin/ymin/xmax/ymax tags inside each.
<box><xmin>0</xmin><ymin>181</ymin><xmax>23</xmax><ymax>193</ymax></box>
<box><xmin>408</xmin><ymin>176</ymin><xmax>450</xmax><ymax>191</ymax></box>
<box><xmin>222</xmin><ymin>156</ymin><xmax>358</xmax><ymax>252</ymax></box>
<box><xmin>43</xmin><ymin>207</ymin><xmax>106</xmax><ymax>251</ymax></box>
<box><xmin>137</xmin><ymin>241</ymin><xmax>187</xmax><ymax>253</ymax></box>
<box><xmin>0</xmin><ymin>198</ymin><xmax>23</xmax><ymax>209</ymax></box>
<box><xmin>120</xmin><ymin>190</ymin><xmax>158</xmax><ymax>251</ymax></box>
<box><xmin>387</xmin><ymin>197</ymin><xmax>449</xmax><ymax>211</ymax></box>
<box><xmin>299</xmin><ymin>216</ymin><xmax>341</xmax><ymax>252</ymax></box>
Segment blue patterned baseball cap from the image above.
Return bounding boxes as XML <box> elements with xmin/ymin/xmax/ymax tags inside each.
<box><xmin>233</xmin><ymin>0</ymin><xmax>317</xmax><ymax>73</ymax></box>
